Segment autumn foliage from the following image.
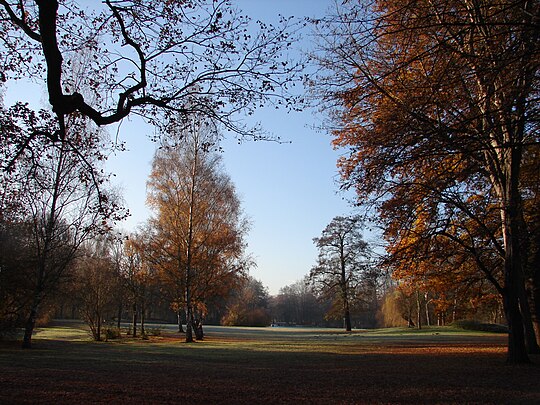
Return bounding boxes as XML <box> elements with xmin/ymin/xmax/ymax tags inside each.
<box><xmin>313</xmin><ymin>0</ymin><xmax>540</xmax><ymax>362</ymax></box>
<box><xmin>145</xmin><ymin>119</ymin><xmax>249</xmax><ymax>341</ymax></box>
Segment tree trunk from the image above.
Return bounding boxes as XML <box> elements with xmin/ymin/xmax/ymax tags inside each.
<box><xmin>407</xmin><ymin>305</ymin><xmax>415</xmax><ymax>328</ymax></box>
<box><xmin>132</xmin><ymin>302</ymin><xmax>137</xmax><ymax>338</ymax></box>
<box><xmin>499</xmin><ymin>144</ymin><xmax>530</xmax><ymax>363</ymax></box>
<box><xmin>530</xmin><ymin>275</ymin><xmax>540</xmax><ymax>346</ymax></box>
<box><xmin>343</xmin><ymin>309</ymin><xmax>352</xmax><ymax>331</ymax></box>
<box><xmin>96</xmin><ymin>312</ymin><xmax>102</xmax><ymax>341</ymax></box>
<box><xmin>518</xmin><ymin>279</ymin><xmax>540</xmax><ymax>353</ymax></box>
<box><xmin>140</xmin><ymin>301</ymin><xmax>145</xmax><ymax>337</ymax></box>
<box><xmin>117</xmin><ymin>301</ymin><xmax>122</xmax><ymax>330</ymax></box>
<box><xmin>501</xmin><ymin>208</ymin><xmax>529</xmax><ymax>362</ymax></box>
<box><xmin>503</xmin><ymin>287</ymin><xmax>529</xmax><ymax>363</ymax></box>
<box><xmin>517</xmin><ymin>195</ymin><xmax>540</xmax><ymax>351</ymax></box>
<box><xmin>526</xmin><ymin>222</ymin><xmax>540</xmax><ymax>347</ymax></box>
<box><xmin>416</xmin><ymin>290</ymin><xmax>422</xmax><ymax>330</ymax></box>
<box><xmin>22</xmin><ymin>299</ymin><xmax>40</xmax><ymax>349</ymax></box>
<box><xmin>193</xmin><ymin>315</ymin><xmax>204</xmax><ymax>340</ymax></box>
<box><xmin>177</xmin><ymin>310</ymin><xmax>184</xmax><ymax>333</ymax></box>
<box><xmin>339</xmin><ymin>247</ymin><xmax>351</xmax><ymax>332</ymax></box>
<box><xmin>424</xmin><ymin>293</ymin><xmax>431</xmax><ymax>327</ymax></box>
<box><xmin>185</xmin><ymin>304</ymin><xmax>193</xmax><ymax>343</ymax></box>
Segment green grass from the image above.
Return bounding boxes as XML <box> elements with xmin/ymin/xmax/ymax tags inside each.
<box><xmin>29</xmin><ymin>321</ymin><xmax>509</xmax><ymax>356</ymax></box>
<box><xmin>0</xmin><ymin>321</ymin><xmax>538</xmax><ymax>404</ymax></box>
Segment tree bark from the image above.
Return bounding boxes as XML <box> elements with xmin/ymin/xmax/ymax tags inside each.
<box><xmin>96</xmin><ymin>311</ymin><xmax>102</xmax><ymax>341</ymax></box>
<box><xmin>22</xmin><ymin>294</ymin><xmax>41</xmax><ymax>349</ymax></box>
<box><xmin>343</xmin><ymin>304</ymin><xmax>352</xmax><ymax>332</ymax></box>
<box><xmin>498</xmin><ymin>139</ymin><xmax>530</xmax><ymax>363</ymax></box>
<box><xmin>407</xmin><ymin>305</ymin><xmax>415</xmax><ymax>328</ymax></box>
<box><xmin>518</xmin><ymin>279</ymin><xmax>540</xmax><ymax>353</ymax></box>
<box><xmin>501</xmin><ymin>198</ymin><xmax>529</xmax><ymax>362</ymax></box>
<box><xmin>525</xmin><ymin>214</ymin><xmax>540</xmax><ymax>347</ymax></box>
<box><xmin>185</xmin><ymin>304</ymin><xmax>193</xmax><ymax>343</ymax></box>
<box><xmin>416</xmin><ymin>290</ymin><xmax>422</xmax><ymax>330</ymax></box>
<box><xmin>177</xmin><ymin>310</ymin><xmax>184</xmax><ymax>333</ymax></box>
<box><xmin>140</xmin><ymin>300</ymin><xmax>145</xmax><ymax>337</ymax></box>
<box><xmin>424</xmin><ymin>293</ymin><xmax>431</xmax><ymax>327</ymax></box>
<box><xmin>193</xmin><ymin>315</ymin><xmax>204</xmax><ymax>340</ymax></box>
<box><xmin>117</xmin><ymin>302</ymin><xmax>122</xmax><ymax>330</ymax></box>
<box><xmin>530</xmin><ymin>276</ymin><xmax>540</xmax><ymax>346</ymax></box>
<box><xmin>132</xmin><ymin>302</ymin><xmax>137</xmax><ymax>338</ymax></box>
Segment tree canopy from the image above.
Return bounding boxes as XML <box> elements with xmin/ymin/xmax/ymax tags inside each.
<box><xmin>146</xmin><ymin>118</ymin><xmax>249</xmax><ymax>341</ymax></box>
<box><xmin>310</xmin><ymin>215</ymin><xmax>375</xmax><ymax>331</ymax></box>
<box><xmin>312</xmin><ymin>0</ymin><xmax>540</xmax><ymax>363</ymax></box>
<box><xmin>0</xmin><ymin>1</ymin><xmax>301</xmax><ymax>140</ymax></box>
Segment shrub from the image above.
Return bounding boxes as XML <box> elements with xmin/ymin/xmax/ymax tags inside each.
<box><xmin>452</xmin><ymin>320</ymin><xmax>508</xmax><ymax>333</ymax></box>
<box><xmin>147</xmin><ymin>327</ymin><xmax>162</xmax><ymax>336</ymax></box>
<box><xmin>104</xmin><ymin>327</ymin><xmax>121</xmax><ymax>340</ymax></box>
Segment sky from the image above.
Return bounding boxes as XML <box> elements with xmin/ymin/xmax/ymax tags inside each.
<box><xmin>104</xmin><ymin>0</ymin><xmax>356</xmax><ymax>295</ymax></box>
<box><xmin>4</xmin><ymin>0</ymin><xmax>361</xmax><ymax>295</ymax></box>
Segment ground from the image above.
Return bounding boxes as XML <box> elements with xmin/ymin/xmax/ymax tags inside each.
<box><xmin>0</xmin><ymin>322</ymin><xmax>539</xmax><ymax>404</ymax></box>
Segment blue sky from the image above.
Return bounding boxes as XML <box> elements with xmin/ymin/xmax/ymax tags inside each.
<box><xmin>104</xmin><ymin>0</ymin><xmax>355</xmax><ymax>294</ymax></box>
<box><xmin>4</xmin><ymin>0</ymin><xmax>361</xmax><ymax>295</ymax></box>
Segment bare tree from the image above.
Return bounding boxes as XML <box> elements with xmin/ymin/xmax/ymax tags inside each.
<box><xmin>0</xmin><ymin>0</ymin><xmax>303</xmax><ymax>159</ymax></box>
<box><xmin>74</xmin><ymin>238</ymin><xmax>119</xmax><ymax>341</ymax></box>
<box><xmin>309</xmin><ymin>216</ymin><xmax>373</xmax><ymax>331</ymax></box>
<box><xmin>0</xmin><ymin>107</ymin><xmax>125</xmax><ymax>348</ymax></box>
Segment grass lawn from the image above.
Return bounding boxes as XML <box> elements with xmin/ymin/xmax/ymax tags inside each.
<box><xmin>0</xmin><ymin>321</ymin><xmax>539</xmax><ymax>404</ymax></box>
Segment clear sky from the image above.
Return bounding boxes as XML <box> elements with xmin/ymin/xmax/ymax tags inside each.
<box><xmin>4</xmin><ymin>0</ymin><xmax>361</xmax><ymax>295</ymax></box>
<box><xmin>104</xmin><ymin>0</ymin><xmax>355</xmax><ymax>294</ymax></box>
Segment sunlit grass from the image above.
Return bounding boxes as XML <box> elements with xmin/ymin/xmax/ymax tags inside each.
<box><xmin>2</xmin><ymin>321</ymin><xmax>534</xmax><ymax>404</ymax></box>
<box><xmin>33</xmin><ymin>324</ymin><xmax>91</xmax><ymax>342</ymax></box>
<box><xmin>22</xmin><ymin>321</ymin><xmax>507</xmax><ymax>361</ymax></box>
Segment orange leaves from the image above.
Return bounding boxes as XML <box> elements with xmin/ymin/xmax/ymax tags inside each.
<box><xmin>144</xmin><ymin>122</ymin><xmax>248</xmax><ymax>315</ymax></box>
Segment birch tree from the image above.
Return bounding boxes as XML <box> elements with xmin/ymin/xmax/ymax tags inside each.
<box><xmin>146</xmin><ymin>119</ymin><xmax>248</xmax><ymax>342</ymax></box>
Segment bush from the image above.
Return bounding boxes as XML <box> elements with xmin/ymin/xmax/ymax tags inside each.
<box><xmin>0</xmin><ymin>325</ymin><xmax>21</xmax><ymax>341</ymax></box>
<box><xmin>147</xmin><ymin>327</ymin><xmax>162</xmax><ymax>336</ymax></box>
<box><xmin>104</xmin><ymin>327</ymin><xmax>121</xmax><ymax>340</ymax></box>
<box><xmin>452</xmin><ymin>320</ymin><xmax>508</xmax><ymax>333</ymax></box>
<box><xmin>222</xmin><ymin>307</ymin><xmax>271</xmax><ymax>327</ymax></box>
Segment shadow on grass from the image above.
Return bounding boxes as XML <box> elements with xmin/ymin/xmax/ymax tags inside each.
<box><xmin>0</xmin><ymin>324</ymin><xmax>538</xmax><ymax>404</ymax></box>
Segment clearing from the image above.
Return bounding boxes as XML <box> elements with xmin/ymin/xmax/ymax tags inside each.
<box><xmin>0</xmin><ymin>322</ymin><xmax>538</xmax><ymax>404</ymax></box>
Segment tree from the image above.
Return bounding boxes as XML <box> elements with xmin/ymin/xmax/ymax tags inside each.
<box><xmin>312</xmin><ymin>0</ymin><xmax>540</xmax><ymax>363</ymax></box>
<box><xmin>309</xmin><ymin>215</ymin><xmax>373</xmax><ymax>331</ymax></box>
<box><xmin>0</xmin><ymin>221</ymin><xmax>35</xmax><ymax>335</ymax></box>
<box><xmin>0</xmin><ymin>104</ymin><xmax>125</xmax><ymax>348</ymax></box>
<box><xmin>74</xmin><ymin>238</ymin><xmax>119</xmax><ymax>341</ymax></box>
<box><xmin>271</xmin><ymin>277</ymin><xmax>323</xmax><ymax>326</ymax></box>
<box><xmin>121</xmin><ymin>233</ymin><xmax>155</xmax><ymax>338</ymax></box>
<box><xmin>146</xmin><ymin>118</ymin><xmax>248</xmax><ymax>342</ymax></box>
<box><xmin>222</xmin><ymin>277</ymin><xmax>271</xmax><ymax>327</ymax></box>
<box><xmin>0</xmin><ymin>0</ymin><xmax>302</xmax><ymax>160</ymax></box>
